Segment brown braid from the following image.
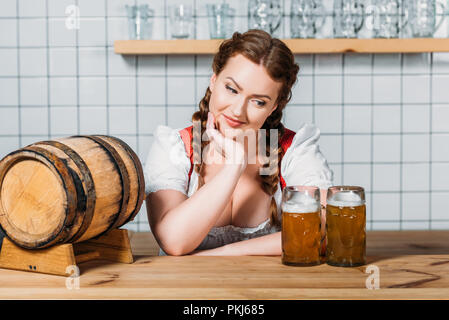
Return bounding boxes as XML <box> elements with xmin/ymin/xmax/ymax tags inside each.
<box><xmin>191</xmin><ymin>30</ymin><xmax>300</xmax><ymax>228</ymax></box>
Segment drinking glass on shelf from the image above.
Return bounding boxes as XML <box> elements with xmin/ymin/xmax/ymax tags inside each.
<box><xmin>290</xmin><ymin>0</ymin><xmax>326</xmax><ymax>38</ymax></box>
<box><xmin>370</xmin><ymin>0</ymin><xmax>408</xmax><ymax>38</ymax></box>
<box><xmin>333</xmin><ymin>0</ymin><xmax>365</xmax><ymax>38</ymax></box>
<box><xmin>326</xmin><ymin>186</ymin><xmax>366</xmax><ymax>267</ymax></box>
<box><xmin>406</xmin><ymin>0</ymin><xmax>446</xmax><ymax>37</ymax></box>
<box><xmin>126</xmin><ymin>4</ymin><xmax>154</xmax><ymax>40</ymax></box>
<box><xmin>248</xmin><ymin>0</ymin><xmax>283</xmax><ymax>35</ymax></box>
<box><xmin>207</xmin><ymin>3</ymin><xmax>236</xmax><ymax>39</ymax></box>
<box><xmin>169</xmin><ymin>4</ymin><xmax>194</xmax><ymax>39</ymax></box>
<box><xmin>281</xmin><ymin>185</ymin><xmax>322</xmax><ymax>267</ymax></box>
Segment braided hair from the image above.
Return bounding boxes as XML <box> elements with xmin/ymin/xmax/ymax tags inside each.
<box><xmin>191</xmin><ymin>29</ymin><xmax>300</xmax><ymax>227</ymax></box>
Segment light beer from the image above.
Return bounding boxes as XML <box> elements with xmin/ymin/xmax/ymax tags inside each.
<box><xmin>281</xmin><ymin>186</ymin><xmax>321</xmax><ymax>266</ymax></box>
<box><xmin>326</xmin><ymin>186</ymin><xmax>366</xmax><ymax>267</ymax></box>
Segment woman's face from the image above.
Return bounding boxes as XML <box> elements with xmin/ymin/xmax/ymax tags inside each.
<box><xmin>208</xmin><ymin>54</ymin><xmax>282</xmax><ymax>139</ymax></box>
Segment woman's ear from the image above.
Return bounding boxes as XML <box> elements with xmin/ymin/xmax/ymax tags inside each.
<box><xmin>209</xmin><ymin>73</ymin><xmax>217</xmax><ymax>92</ymax></box>
<box><xmin>268</xmin><ymin>104</ymin><xmax>278</xmax><ymax>117</ymax></box>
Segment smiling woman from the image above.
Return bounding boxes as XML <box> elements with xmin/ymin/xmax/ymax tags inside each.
<box><xmin>144</xmin><ymin>29</ymin><xmax>333</xmax><ymax>256</ymax></box>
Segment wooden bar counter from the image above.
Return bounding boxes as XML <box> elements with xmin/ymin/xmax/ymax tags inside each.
<box><xmin>0</xmin><ymin>230</ymin><xmax>448</xmax><ymax>300</ymax></box>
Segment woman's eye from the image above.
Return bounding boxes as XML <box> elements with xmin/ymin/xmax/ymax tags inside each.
<box><xmin>255</xmin><ymin>100</ymin><xmax>266</xmax><ymax>107</ymax></box>
<box><xmin>225</xmin><ymin>85</ymin><xmax>237</xmax><ymax>94</ymax></box>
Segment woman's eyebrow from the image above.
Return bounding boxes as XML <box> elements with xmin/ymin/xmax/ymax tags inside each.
<box><xmin>226</xmin><ymin>77</ymin><xmax>272</xmax><ymax>100</ymax></box>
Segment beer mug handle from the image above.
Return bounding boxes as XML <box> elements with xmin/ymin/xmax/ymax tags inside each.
<box><xmin>434</xmin><ymin>1</ymin><xmax>446</xmax><ymax>35</ymax></box>
<box><xmin>314</xmin><ymin>2</ymin><xmax>327</xmax><ymax>31</ymax></box>
<box><xmin>354</xmin><ymin>2</ymin><xmax>365</xmax><ymax>34</ymax></box>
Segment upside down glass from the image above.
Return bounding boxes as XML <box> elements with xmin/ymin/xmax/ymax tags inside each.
<box><xmin>326</xmin><ymin>186</ymin><xmax>366</xmax><ymax>267</ymax></box>
<box><xmin>282</xmin><ymin>186</ymin><xmax>321</xmax><ymax>266</ymax></box>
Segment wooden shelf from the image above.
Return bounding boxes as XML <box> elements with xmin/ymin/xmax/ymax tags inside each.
<box><xmin>114</xmin><ymin>38</ymin><xmax>449</xmax><ymax>55</ymax></box>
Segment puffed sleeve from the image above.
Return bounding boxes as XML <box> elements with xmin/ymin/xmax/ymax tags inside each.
<box><xmin>143</xmin><ymin>125</ymin><xmax>192</xmax><ymax>196</ymax></box>
<box><xmin>280</xmin><ymin>123</ymin><xmax>333</xmax><ymax>190</ymax></box>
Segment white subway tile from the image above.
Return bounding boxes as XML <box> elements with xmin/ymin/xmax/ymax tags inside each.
<box><xmin>403</xmin><ymin>53</ymin><xmax>431</xmax><ymax>74</ymax></box>
<box><xmin>295</xmin><ymin>55</ymin><xmax>313</xmax><ymax>76</ymax></box>
<box><xmin>114</xmin><ymin>135</ymin><xmax>137</xmax><ymax>152</ymax></box>
<box><xmin>50</xmin><ymin>106</ymin><xmax>78</xmax><ymax>135</ymax></box>
<box><xmin>402</xmin><ymin>193</ymin><xmax>430</xmax><ymax>220</ymax></box>
<box><xmin>109</xmin><ymin>107</ymin><xmax>137</xmax><ymax>135</ymax></box>
<box><xmin>20</xmin><ymin>135</ymin><xmax>47</xmax><ymax>147</ymax></box>
<box><xmin>329</xmin><ymin>163</ymin><xmax>342</xmax><ymax>185</ymax></box>
<box><xmin>49</xmin><ymin>77</ymin><xmax>77</xmax><ymax>105</ymax></box>
<box><xmin>167</xmin><ymin>55</ymin><xmax>195</xmax><ymax>76</ymax></box>
<box><xmin>0</xmin><ymin>137</ymin><xmax>20</xmax><ymax>159</ymax></box>
<box><xmin>108</xmin><ymin>77</ymin><xmax>136</xmax><ymax>105</ymax></box>
<box><xmin>373</xmin><ymin>164</ymin><xmax>400</xmax><ymax>191</ymax></box>
<box><xmin>371</xmin><ymin>222</ymin><xmax>401</xmax><ymax>230</ymax></box>
<box><xmin>373</xmin><ymin>105</ymin><xmax>400</xmax><ymax>133</ymax></box>
<box><xmin>314</xmin><ymin>76</ymin><xmax>342</xmax><ymax>104</ymax></box>
<box><xmin>431</xmin><ymin>222</ymin><xmax>449</xmax><ymax>230</ymax></box>
<box><xmin>107</xmin><ymin>17</ymin><xmax>128</xmax><ymax>44</ymax></box>
<box><xmin>432</xmin><ymin>134</ymin><xmax>449</xmax><ymax>161</ymax></box>
<box><xmin>315</xmin><ymin>105</ymin><xmax>342</xmax><ymax>133</ymax></box>
<box><xmin>19</xmin><ymin>48</ymin><xmax>47</xmax><ymax>76</ymax></box>
<box><xmin>138</xmin><ymin>77</ymin><xmax>166</xmax><ymax>105</ymax></box>
<box><xmin>79</xmin><ymin>77</ymin><xmax>107</xmax><ymax>105</ymax></box>
<box><xmin>138</xmin><ymin>55</ymin><xmax>166</xmax><ymax>76</ymax></box>
<box><xmin>137</xmin><ymin>0</ymin><xmax>164</xmax><ymax>16</ymax></box>
<box><xmin>20</xmin><ymin>107</ymin><xmax>48</xmax><ymax>135</ymax></box>
<box><xmin>402</xmin><ymin>134</ymin><xmax>429</xmax><ymax>162</ymax></box>
<box><xmin>196</xmin><ymin>76</ymin><xmax>210</xmax><ymax>103</ymax></box>
<box><xmin>167</xmin><ymin>76</ymin><xmax>195</xmax><ymax>105</ymax></box>
<box><xmin>403</xmin><ymin>163</ymin><xmax>429</xmax><ymax>191</ymax></box>
<box><xmin>0</xmin><ymin>49</ymin><xmax>17</xmax><ymax>76</ymax></box>
<box><xmin>19</xmin><ymin>0</ymin><xmax>46</xmax><ymax>17</ymax></box>
<box><xmin>403</xmin><ymin>104</ymin><xmax>430</xmax><ymax>133</ymax></box>
<box><xmin>79</xmin><ymin>106</ymin><xmax>107</xmax><ymax>134</ymax></box>
<box><xmin>431</xmin><ymin>192</ymin><xmax>449</xmax><ymax>220</ymax></box>
<box><xmin>196</xmin><ymin>16</ymin><xmax>209</xmax><ymax>40</ymax></box>
<box><xmin>291</xmin><ymin>75</ymin><xmax>313</xmax><ymax>104</ymax></box>
<box><xmin>343</xmin><ymin>135</ymin><xmax>371</xmax><ymax>162</ymax></box>
<box><xmin>315</xmin><ymin>54</ymin><xmax>342</xmax><ymax>74</ymax></box>
<box><xmin>373</xmin><ymin>134</ymin><xmax>400</xmax><ymax>162</ymax></box>
<box><xmin>107</xmin><ymin>0</ymin><xmax>135</xmax><ymax>17</ymax></box>
<box><xmin>150</xmin><ymin>17</ymin><xmax>166</xmax><ymax>40</ymax></box>
<box><xmin>431</xmin><ymin>163</ymin><xmax>449</xmax><ymax>190</ymax></box>
<box><xmin>373</xmin><ymin>75</ymin><xmax>401</xmax><ymax>104</ymax></box>
<box><xmin>49</xmin><ymin>48</ymin><xmax>77</xmax><ymax>76</ymax></box>
<box><xmin>0</xmin><ymin>78</ymin><xmax>18</xmax><ymax>106</ymax></box>
<box><xmin>403</xmin><ymin>75</ymin><xmax>430</xmax><ymax>104</ymax></box>
<box><xmin>344</xmin><ymin>53</ymin><xmax>372</xmax><ymax>74</ymax></box>
<box><xmin>167</xmin><ymin>106</ymin><xmax>195</xmax><ymax>129</ymax></box>
<box><xmin>78</xmin><ymin>47</ymin><xmax>107</xmax><ymax>76</ymax></box>
<box><xmin>342</xmin><ymin>163</ymin><xmax>371</xmax><ymax>191</ymax></box>
<box><xmin>283</xmin><ymin>106</ymin><xmax>313</xmax><ymax>132</ymax></box>
<box><xmin>343</xmin><ymin>75</ymin><xmax>372</xmax><ymax>104</ymax></box>
<box><xmin>432</xmin><ymin>104</ymin><xmax>449</xmax><ymax>132</ymax></box>
<box><xmin>318</xmin><ymin>135</ymin><xmax>342</xmax><ymax>163</ymax></box>
<box><xmin>138</xmin><ymin>106</ymin><xmax>166</xmax><ymax>135</ymax></box>
<box><xmin>108</xmin><ymin>48</ymin><xmax>135</xmax><ymax>76</ymax></box>
<box><xmin>196</xmin><ymin>55</ymin><xmax>214</xmax><ymax>76</ymax></box>
<box><xmin>48</xmin><ymin>18</ymin><xmax>77</xmax><ymax>47</ymax></box>
<box><xmin>0</xmin><ymin>20</ymin><xmax>17</xmax><ymax>46</ymax></box>
<box><xmin>402</xmin><ymin>221</ymin><xmax>430</xmax><ymax>230</ymax></box>
<box><xmin>372</xmin><ymin>193</ymin><xmax>400</xmax><ymax>221</ymax></box>
<box><xmin>344</xmin><ymin>105</ymin><xmax>371</xmax><ymax>133</ymax></box>
<box><xmin>0</xmin><ymin>0</ymin><xmax>17</xmax><ymax>17</ymax></box>
<box><xmin>19</xmin><ymin>19</ymin><xmax>47</xmax><ymax>47</ymax></box>
<box><xmin>20</xmin><ymin>78</ymin><xmax>48</xmax><ymax>106</ymax></box>
<box><xmin>432</xmin><ymin>53</ymin><xmax>449</xmax><ymax>74</ymax></box>
<box><xmin>373</xmin><ymin>54</ymin><xmax>401</xmax><ymax>74</ymax></box>
<box><xmin>78</xmin><ymin>18</ymin><xmax>106</xmax><ymax>46</ymax></box>
<box><xmin>78</xmin><ymin>0</ymin><xmax>105</xmax><ymax>17</ymax></box>
<box><xmin>48</xmin><ymin>0</ymin><xmax>75</xmax><ymax>17</ymax></box>
<box><xmin>138</xmin><ymin>135</ymin><xmax>154</xmax><ymax>162</ymax></box>
<box><xmin>432</xmin><ymin>75</ymin><xmax>449</xmax><ymax>103</ymax></box>
<box><xmin>0</xmin><ymin>107</ymin><xmax>18</xmax><ymax>135</ymax></box>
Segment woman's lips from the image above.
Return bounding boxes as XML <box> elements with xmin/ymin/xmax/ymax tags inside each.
<box><xmin>223</xmin><ymin>114</ymin><xmax>245</xmax><ymax>127</ymax></box>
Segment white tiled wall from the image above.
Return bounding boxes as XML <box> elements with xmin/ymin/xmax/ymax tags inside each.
<box><xmin>1</xmin><ymin>0</ymin><xmax>449</xmax><ymax>232</ymax></box>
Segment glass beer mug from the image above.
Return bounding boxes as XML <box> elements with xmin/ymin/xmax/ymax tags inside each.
<box><xmin>290</xmin><ymin>0</ymin><xmax>326</xmax><ymax>38</ymax></box>
<box><xmin>333</xmin><ymin>0</ymin><xmax>365</xmax><ymax>38</ymax></box>
<box><xmin>370</xmin><ymin>0</ymin><xmax>408</xmax><ymax>38</ymax></box>
<box><xmin>406</xmin><ymin>0</ymin><xmax>446</xmax><ymax>37</ymax></box>
<box><xmin>326</xmin><ymin>186</ymin><xmax>366</xmax><ymax>267</ymax></box>
<box><xmin>281</xmin><ymin>186</ymin><xmax>321</xmax><ymax>266</ymax></box>
<box><xmin>248</xmin><ymin>0</ymin><xmax>282</xmax><ymax>35</ymax></box>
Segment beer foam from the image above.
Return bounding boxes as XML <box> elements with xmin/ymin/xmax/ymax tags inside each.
<box><xmin>282</xmin><ymin>192</ymin><xmax>319</xmax><ymax>213</ymax></box>
<box><xmin>327</xmin><ymin>191</ymin><xmax>365</xmax><ymax>207</ymax></box>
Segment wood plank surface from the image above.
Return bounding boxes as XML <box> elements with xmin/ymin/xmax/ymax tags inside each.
<box><xmin>0</xmin><ymin>230</ymin><xmax>448</xmax><ymax>300</ymax></box>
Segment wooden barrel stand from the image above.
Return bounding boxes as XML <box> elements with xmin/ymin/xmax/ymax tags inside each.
<box><xmin>0</xmin><ymin>228</ymin><xmax>133</xmax><ymax>276</ymax></box>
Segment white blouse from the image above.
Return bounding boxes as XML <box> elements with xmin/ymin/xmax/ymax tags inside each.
<box><xmin>144</xmin><ymin>123</ymin><xmax>333</xmax><ymax>255</ymax></box>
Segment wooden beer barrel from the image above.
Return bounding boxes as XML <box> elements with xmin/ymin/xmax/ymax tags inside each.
<box><xmin>0</xmin><ymin>135</ymin><xmax>145</xmax><ymax>249</ymax></box>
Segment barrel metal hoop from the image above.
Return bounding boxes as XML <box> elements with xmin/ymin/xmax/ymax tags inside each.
<box><xmin>37</xmin><ymin>140</ymin><xmax>97</xmax><ymax>243</ymax></box>
<box><xmin>96</xmin><ymin>135</ymin><xmax>145</xmax><ymax>225</ymax></box>
<box><xmin>81</xmin><ymin>136</ymin><xmax>130</xmax><ymax>236</ymax></box>
<box><xmin>0</xmin><ymin>147</ymin><xmax>78</xmax><ymax>249</ymax></box>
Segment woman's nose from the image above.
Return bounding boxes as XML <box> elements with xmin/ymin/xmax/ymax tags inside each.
<box><xmin>230</xmin><ymin>97</ymin><xmax>246</xmax><ymax>117</ymax></box>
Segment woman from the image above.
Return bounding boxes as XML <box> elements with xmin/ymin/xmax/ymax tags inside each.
<box><xmin>144</xmin><ymin>30</ymin><xmax>333</xmax><ymax>256</ymax></box>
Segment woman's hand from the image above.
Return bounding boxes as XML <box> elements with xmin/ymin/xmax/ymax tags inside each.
<box><xmin>205</xmin><ymin>112</ymin><xmax>247</xmax><ymax>174</ymax></box>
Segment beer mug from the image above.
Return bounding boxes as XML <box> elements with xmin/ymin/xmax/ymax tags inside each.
<box><xmin>326</xmin><ymin>186</ymin><xmax>366</xmax><ymax>267</ymax></box>
<box><xmin>169</xmin><ymin>4</ymin><xmax>194</xmax><ymax>39</ymax></box>
<box><xmin>406</xmin><ymin>0</ymin><xmax>446</xmax><ymax>37</ymax></box>
<box><xmin>333</xmin><ymin>0</ymin><xmax>365</xmax><ymax>38</ymax></box>
<box><xmin>290</xmin><ymin>0</ymin><xmax>326</xmax><ymax>38</ymax></box>
<box><xmin>125</xmin><ymin>4</ymin><xmax>154</xmax><ymax>40</ymax></box>
<box><xmin>206</xmin><ymin>3</ymin><xmax>236</xmax><ymax>39</ymax></box>
<box><xmin>281</xmin><ymin>186</ymin><xmax>321</xmax><ymax>266</ymax></box>
<box><xmin>248</xmin><ymin>0</ymin><xmax>283</xmax><ymax>35</ymax></box>
<box><xmin>370</xmin><ymin>0</ymin><xmax>408</xmax><ymax>38</ymax></box>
